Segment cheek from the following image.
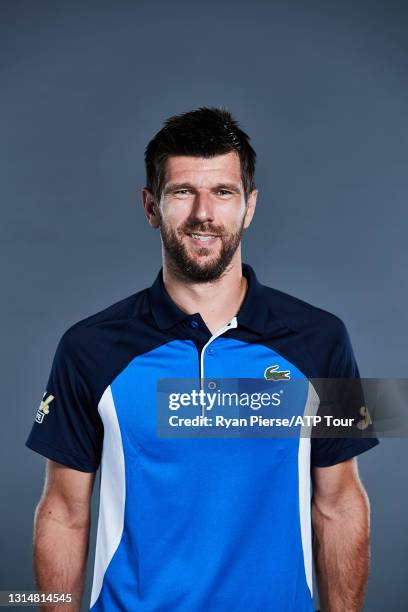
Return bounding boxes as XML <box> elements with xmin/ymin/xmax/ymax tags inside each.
<box><xmin>160</xmin><ymin>199</ymin><xmax>192</xmax><ymax>225</ymax></box>
<box><xmin>223</xmin><ymin>202</ymin><xmax>247</xmax><ymax>228</ymax></box>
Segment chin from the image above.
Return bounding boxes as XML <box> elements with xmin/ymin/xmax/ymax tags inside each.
<box><xmin>187</xmin><ymin>252</ymin><xmax>219</xmax><ymax>267</ymax></box>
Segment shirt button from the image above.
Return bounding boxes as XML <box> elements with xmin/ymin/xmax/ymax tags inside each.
<box><xmin>190</xmin><ymin>320</ymin><xmax>199</xmax><ymax>329</ymax></box>
<box><xmin>207</xmin><ymin>347</ymin><xmax>215</xmax><ymax>355</ymax></box>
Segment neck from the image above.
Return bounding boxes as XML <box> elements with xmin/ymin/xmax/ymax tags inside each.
<box><xmin>162</xmin><ymin>251</ymin><xmax>247</xmax><ymax>335</ymax></box>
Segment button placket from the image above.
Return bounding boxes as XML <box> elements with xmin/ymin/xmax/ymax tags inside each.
<box><xmin>199</xmin><ymin>316</ymin><xmax>238</xmax><ymax>417</ymax></box>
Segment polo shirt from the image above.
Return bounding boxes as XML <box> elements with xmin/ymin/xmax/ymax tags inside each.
<box><xmin>25</xmin><ymin>263</ymin><xmax>379</xmax><ymax>611</ymax></box>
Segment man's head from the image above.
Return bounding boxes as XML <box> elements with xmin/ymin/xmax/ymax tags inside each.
<box><xmin>142</xmin><ymin>107</ymin><xmax>258</xmax><ymax>282</ymax></box>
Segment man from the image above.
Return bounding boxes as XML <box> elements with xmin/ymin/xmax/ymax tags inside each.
<box><xmin>26</xmin><ymin>107</ymin><xmax>379</xmax><ymax>611</ymax></box>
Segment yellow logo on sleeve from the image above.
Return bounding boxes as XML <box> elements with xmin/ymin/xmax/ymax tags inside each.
<box><xmin>35</xmin><ymin>392</ymin><xmax>55</xmax><ymax>423</ymax></box>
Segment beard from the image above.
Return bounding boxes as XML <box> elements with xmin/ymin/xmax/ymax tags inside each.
<box><xmin>159</xmin><ymin>215</ymin><xmax>246</xmax><ymax>283</ymax></box>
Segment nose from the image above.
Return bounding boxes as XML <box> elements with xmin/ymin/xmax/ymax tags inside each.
<box><xmin>190</xmin><ymin>190</ymin><xmax>215</xmax><ymax>223</ymax></box>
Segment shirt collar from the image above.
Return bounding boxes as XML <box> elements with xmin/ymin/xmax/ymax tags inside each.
<box><xmin>148</xmin><ymin>263</ymin><xmax>269</xmax><ymax>334</ymax></box>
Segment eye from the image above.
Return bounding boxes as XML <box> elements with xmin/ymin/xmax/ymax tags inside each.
<box><xmin>217</xmin><ymin>189</ymin><xmax>233</xmax><ymax>196</ymax></box>
<box><xmin>173</xmin><ymin>189</ymin><xmax>191</xmax><ymax>196</ymax></box>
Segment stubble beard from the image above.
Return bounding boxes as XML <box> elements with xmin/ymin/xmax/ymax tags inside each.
<box><xmin>159</xmin><ymin>215</ymin><xmax>246</xmax><ymax>283</ymax></box>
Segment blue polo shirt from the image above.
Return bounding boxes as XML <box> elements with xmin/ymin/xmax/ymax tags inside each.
<box><xmin>25</xmin><ymin>263</ymin><xmax>379</xmax><ymax>611</ymax></box>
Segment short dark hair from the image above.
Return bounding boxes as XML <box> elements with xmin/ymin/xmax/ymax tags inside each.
<box><xmin>144</xmin><ymin>106</ymin><xmax>256</xmax><ymax>202</ymax></box>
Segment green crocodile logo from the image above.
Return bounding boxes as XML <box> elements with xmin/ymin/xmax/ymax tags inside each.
<box><xmin>264</xmin><ymin>365</ymin><xmax>291</xmax><ymax>381</ymax></box>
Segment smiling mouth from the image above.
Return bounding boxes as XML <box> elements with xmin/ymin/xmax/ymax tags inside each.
<box><xmin>187</xmin><ymin>232</ymin><xmax>220</xmax><ymax>242</ymax></box>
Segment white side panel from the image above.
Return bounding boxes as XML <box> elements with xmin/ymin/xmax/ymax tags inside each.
<box><xmin>298</xmin><ymin>381</ymin><xmax>320</xmax><ymax>597</ymax></box>
<box><xmin>90</xmin><ymin>386</ymin><xmax>126</xmax><ymax>608</ymax></box>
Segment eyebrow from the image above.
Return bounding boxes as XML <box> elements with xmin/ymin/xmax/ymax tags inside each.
<box><xmin>164</xmin><ymin>182</ymin><xmax>242</xmax><ymax>194</ymax></box>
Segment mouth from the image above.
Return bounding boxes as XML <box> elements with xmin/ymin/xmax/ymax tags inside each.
<box><xmin>186</xmin><ymin>232</ymin><xmax>220</xmax><ymax>245</ymax></box>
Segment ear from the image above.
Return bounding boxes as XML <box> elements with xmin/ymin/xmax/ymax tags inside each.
<box><xmin>242</xmin><ymin>188</ymin><xmax>258</xmax><ymax>229</ymax></box>
<box><xmin>141</xmin><ymin>188</ymin><xmax>161</xmax><ymax>228</ymax></box>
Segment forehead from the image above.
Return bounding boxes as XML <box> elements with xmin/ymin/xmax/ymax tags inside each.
<box><xmin>164</xmin><ymin>151</ymin><xmax>242</xmax><ymax>186</ymax></box>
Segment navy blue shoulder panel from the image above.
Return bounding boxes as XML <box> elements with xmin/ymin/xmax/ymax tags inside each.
<box><xmin>231</xmin><ymin>282</ymin><xmax>357</xmax><ymax>379</ymax></box>
<box><xmin>25</xmin><ymin>287</ymin><xmax>174</xmax><ymax>472</ymax></box>
<box><xmin>265</xmin><ymin>285</ymin><xmax>362</xmax><ymax>378</ymax></box>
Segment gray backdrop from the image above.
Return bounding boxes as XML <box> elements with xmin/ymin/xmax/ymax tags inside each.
<box><xmin>1</xmin><ymin>0</ymin><xmax>407</xmax><ymax>610</ymax></box>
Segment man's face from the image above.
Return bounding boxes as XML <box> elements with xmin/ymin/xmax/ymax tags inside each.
<box><xmin>151</xmin><ymin>151</ymin><xmax>257</xmax><ymax>282</ymax></box>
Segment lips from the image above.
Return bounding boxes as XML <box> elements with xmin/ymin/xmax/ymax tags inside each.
<box><xmin>185</xmin><ymin>232</ymin><xmax>220</xmax><ymax>247</ymax></box>
<box><xmin>188</xmin><ymin>233</ymin><xmax>219</xmax><ymax>242</ymax></box>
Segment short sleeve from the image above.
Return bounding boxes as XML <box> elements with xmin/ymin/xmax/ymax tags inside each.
<box><xmin>25</xmin><ymin>328</ymin><xmax>104</xmax><ymax>472</ymax></box>
<box><xmin>311</xmin><ymin>318</ymin><xmax>379</xmax><ymax>468</ymax></box>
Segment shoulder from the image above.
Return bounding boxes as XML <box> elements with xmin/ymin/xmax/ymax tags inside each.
<box><xmin>259</xmin><ymin>283</ymin><xmax>356</xmax><ymax>377</ymax></box>
<box><xmin>261</xmin><ymin>283</ymin><xmax>348</xmax><ymax>338</ymax></box>
<box><xmin>56</xmin><ymin>287</ymin><xmax>150</xmax><ymax>360</ymax></box>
